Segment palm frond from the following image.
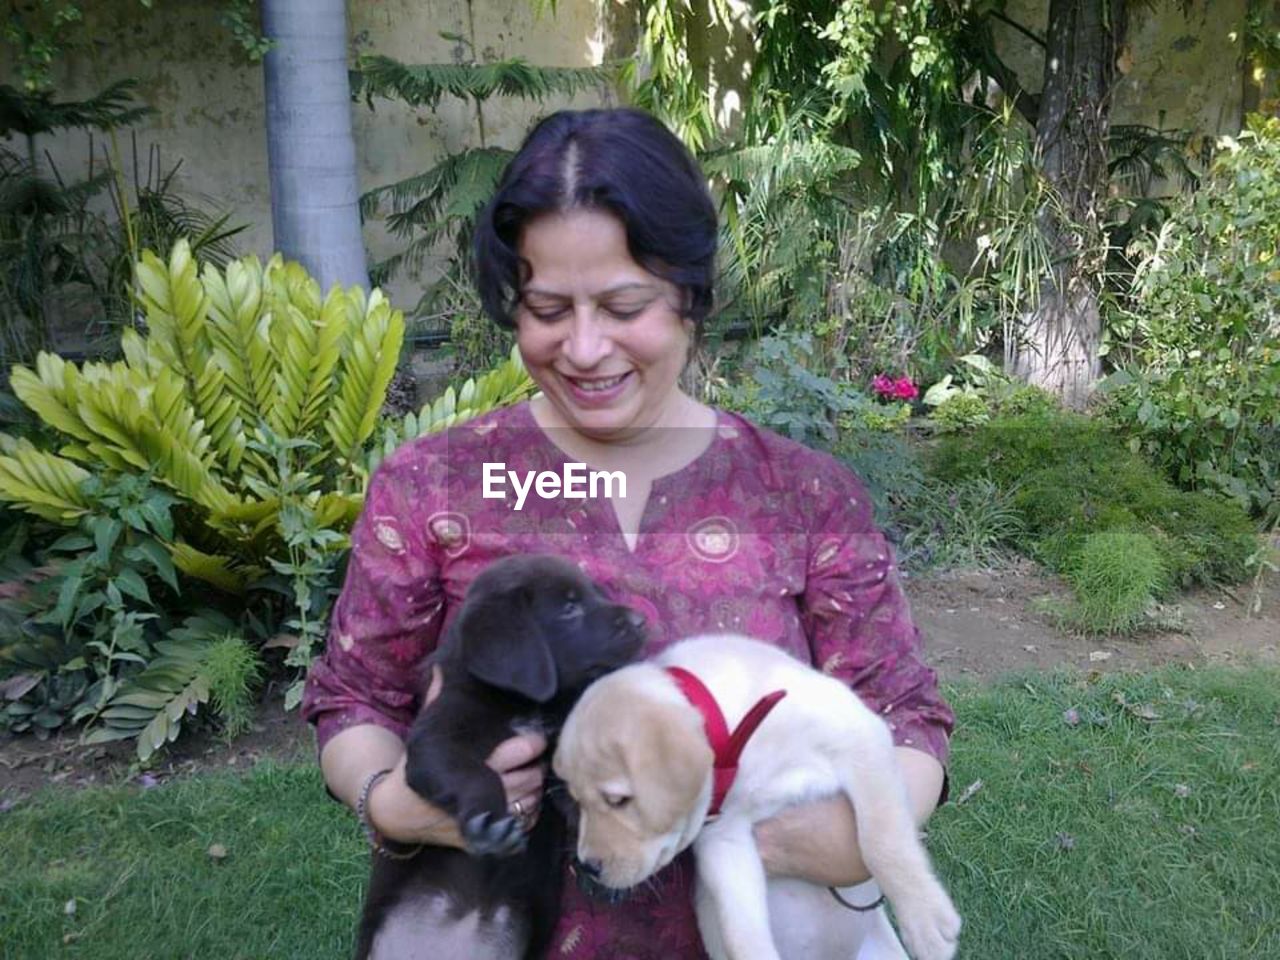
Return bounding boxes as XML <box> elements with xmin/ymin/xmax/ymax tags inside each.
<box><xmin>0</xmin><ymin>79</ymin><xmax>155</xmax><ymax>139</ymax></box>
<box><xmin>0</xmin><ymin>435</ymin><xmax>91</xmax><ymax>522</ymax></box>
<box><xmin>362</xmin><ymin>147</ymin><xmax>511</xmax><ymax>234</ymax></box>
<box><xmin>352</xmin><ymin>55</ymin><xmax>611</xmax><ymax>109</ymax></box>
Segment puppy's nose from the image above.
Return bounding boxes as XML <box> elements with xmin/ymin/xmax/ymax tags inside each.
<box><xmin>577</xmin><ymin>857</ymin><xmax>603</xmax><ymax>878</ymax></box>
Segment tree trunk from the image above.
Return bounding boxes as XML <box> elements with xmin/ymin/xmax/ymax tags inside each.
<box><xmin>261</xmin><ymin>0</ymin><xmax>369</xmax><ymax>290</ymax></box>
<box><xmin>1010</xmin><ymin>0</ymin><xmax>1127</xmax><ymax>408</ymax></box>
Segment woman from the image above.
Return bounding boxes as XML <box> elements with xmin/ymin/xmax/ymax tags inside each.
<box><xmin>302</xmin><ymin>107</ymin><xmax>954</xmax><ymax>957</ymax></box>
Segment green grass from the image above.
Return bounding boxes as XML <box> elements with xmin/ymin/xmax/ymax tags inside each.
<box><xmin>932</xmin><ymin>665</ymin><xmax>1280</xmax><ymax>959</ymax></box>
<box><xmin>0</xmin><ymin>762</ymin><xmax>368</xmax><ymax>959</ymax></box>
<box><xmin>2</xmin><ymin>665</ymin><xmax>1278</xmax><ymax>959</ymax></box>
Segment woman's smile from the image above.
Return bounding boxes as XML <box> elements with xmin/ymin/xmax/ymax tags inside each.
<box><xmin>514</xmin><ymin>207</ymin><xmax>695</xmax><ymax>440</ymax></box>
<box><xmin>560</xmin><ymin>371</ymin><xmax>635</xmax><ymax>405</ymax></box>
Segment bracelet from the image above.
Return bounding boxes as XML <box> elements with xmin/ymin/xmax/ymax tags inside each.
<box><xmin>829</xmin><ymin>886</ymin><xmax>886</xmax><ymax>912</ymax></box>
<box><xmin>356</xmin><ymin>768</ymin><xmax>424</xmax><ymax>861</ymax></box>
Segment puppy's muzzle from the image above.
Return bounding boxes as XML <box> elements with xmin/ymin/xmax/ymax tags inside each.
<box><xmin>571</xmin><ymin>859</ymin><xmax>633</xmax><ymax>904</ymax></box>
<box><xmin>620</xmin><ymin>609</ymin><xmax>646</xmax><ymax>631</ymax></box>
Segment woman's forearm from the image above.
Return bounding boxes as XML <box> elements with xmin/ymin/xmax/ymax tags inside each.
<box><xmin>319</xmin><ymin>723</ymin><xmax>407</xmax><ymax>808</ymax></box>
<box><xmin>753</xmin><ymin>746</ymin><xmax>946</xmax><ymax>886</ymax></box>
<box><xmin>319</xmin><ymin>722</ymin><xmax>467</xmax><ymax>849</ymax></box>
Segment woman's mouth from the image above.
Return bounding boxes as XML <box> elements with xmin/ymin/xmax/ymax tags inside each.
<box><xmin>562</xmin><ymin>372</ymin><xmax>633</xmax><ymax>406</ymax></box>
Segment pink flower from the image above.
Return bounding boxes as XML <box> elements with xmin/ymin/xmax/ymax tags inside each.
<box><xmin>872</xmin><ymin>374</ymin><xmax>918</xmax><ymax>401</ymax></box>
<box><xmin>891</xmin><ymin>377</ymin><xmax>919</xmax><ymax>400</ymax></box>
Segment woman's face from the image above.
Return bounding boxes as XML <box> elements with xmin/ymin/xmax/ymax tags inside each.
<box><xmin>513</xmin><ymin>207</ymin><xmax>693</xmax><ymax>442</ymax></box>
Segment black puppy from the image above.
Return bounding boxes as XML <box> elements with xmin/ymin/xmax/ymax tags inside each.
<box><xmin>354</xmin><ymin>554</ymin><xmax>646</xmax><ymax>960</ymax></box>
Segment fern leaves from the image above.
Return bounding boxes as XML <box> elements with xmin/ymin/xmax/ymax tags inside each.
<box><xmin>4</xmin><ymin>238</ymin><xmax>407</xmax><ymax>567</ymax></box>
<box><xmin>79</xmin><ymin>614</ymin><xmax>253</xmax><ymax>761</ymax></box>
<box><xmin>0</xmin><ymin>436</ymin><xmax>91</xmax><ymax>521</ymax></box>
<box><xmin>352</xmin><ymin>54</ymin><xmax>610</xmax><ymax>109</ymax></box>
<box><xmin>266</xmin><ymin>268</ymin><xmax>346</xmax><ymax>442</ymax></box>
<box><xmin>325</xmin><ymin>290</ymin><xmax>405</xmax><ymax>468</ymax></box>
<box><xmin>368</xmin><ymin>343</ymin><xmax>536</xmax><ymax>473</ymax></box>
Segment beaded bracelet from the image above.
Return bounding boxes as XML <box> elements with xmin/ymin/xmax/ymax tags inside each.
<box><xmin>356</xmin><ymin>767</ymin><xmax>424</xmax><ymax>861</ymax></box>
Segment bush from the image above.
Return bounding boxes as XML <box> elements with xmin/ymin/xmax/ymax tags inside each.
<box><xmin>1104</xmin><ymin>115</ymin><xmax>1280</xmax><ymax>519</ymax></box>
<box><xmin>0</xmin><ymin>239</ymin><xmax>536</xmax><ymax>755</ymax></box>
<box><xmin>1060</xmin><ymin>531</ymin><xmax>1168</xmax><ymax>634</ymax></box>
<box><xmin>930</xmin><ymin>393</ymin><xmax>991</xmax><ymax>432</ymax></box>
<box><xmin>929</xmin><ymin>410</ymin><xmax>1257</xmax><ymax>589</ymax></box>
<box><xmin>896</xmin><ymin>477</ymin><xmax>1023</xmax><ymax>571</ymax></box>
<box><xmin>0</xmin><ymin>473</ymin><xmax>259</xmax><ymax>757</ymax></box>
<box><xmin>998</xmin><ymin>384</ymin><xmax>1059</xmax><ymax>417</ymax></box>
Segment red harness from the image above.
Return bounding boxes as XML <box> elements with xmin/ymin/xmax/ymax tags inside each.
<box><xmin>664</xmin><ymin>666</ymin><xmax>788</xmax><ymax>818</ymax></box>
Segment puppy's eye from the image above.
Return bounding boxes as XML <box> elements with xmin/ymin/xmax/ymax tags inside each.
<box><xmin>560</xmin><ymin>600</ymin><xmax>583</xmax><ymax>620</ymax></box>
<box><xmin>603</xmin><ymin>793</ymin><xmax>631</xmax><ymax>809</ymax></box>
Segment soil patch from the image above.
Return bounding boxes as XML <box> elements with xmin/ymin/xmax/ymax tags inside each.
<box><xmin>912</xmin><ymin>558</ymin><xmax>1279</xmax><ymax>682</ymax></box>
<box><xmin>0</xmin><ymin>682</ymin><xmax>312</xmax><ymax>806</ymax></box>
<box><xmin>3</xmin><ymin>562</ymin><xmax>1277</xmax><ymax>804</ymax></box>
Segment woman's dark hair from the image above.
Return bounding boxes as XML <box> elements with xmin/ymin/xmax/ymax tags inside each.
<box><xmin>473</xmin><ymin>107</ymin><xmax>718</xmax><ymax>329</ymax></box>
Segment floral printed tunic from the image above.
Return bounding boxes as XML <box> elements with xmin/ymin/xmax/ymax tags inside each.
<box><xmin>302</xmin><ymin>400</ymin><xmax>955</xmax><ymax>958</ymax></box>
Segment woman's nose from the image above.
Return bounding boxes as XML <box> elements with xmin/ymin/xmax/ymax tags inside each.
<box><xmin>562</xmin><ymin>308</ymin><xmax>611</xmax><ymax>368</ymax></box>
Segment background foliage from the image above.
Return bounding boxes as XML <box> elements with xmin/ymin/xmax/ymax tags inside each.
<box><xmin>1103</xmin><ymin>116</ymin><xmax>1280</xmax><ymax>522</ymax></box>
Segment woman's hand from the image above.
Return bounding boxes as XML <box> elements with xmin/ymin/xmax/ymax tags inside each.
<box><xmin>365</xmin><ymin>665</ymin><xmax>550</xmax><ymax>848</ymax></box>
<box><xmin>753</xmin><ymin>746</ymin><xmax>946</xmax><ymax>885</ymax></box>
<box><xmin>754</xmin><ymin>795</ymin><xmax>869</xmax><ymax>886</ymax></box>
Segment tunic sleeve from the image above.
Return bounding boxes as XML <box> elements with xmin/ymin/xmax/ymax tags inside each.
<box><xmin>300</xmin><ymin>444</ymin><xmax>447</xmax><ymax>751</ymax></box>
<box><xmin>799</xmin><ymin>461</ymin><xmax>955</xmax><ymax>773</ymax></box>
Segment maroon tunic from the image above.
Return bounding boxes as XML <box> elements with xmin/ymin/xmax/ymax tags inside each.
<box><xmin>302</xmin><ymin>400</ymin><xmax>954</xmax><ymax>958</ymax></box>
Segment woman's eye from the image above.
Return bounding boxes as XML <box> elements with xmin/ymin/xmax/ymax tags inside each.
<box><xmin>603</xmin><ymin>794</ymin><xmax>631</xmax><ymax>809</ymax></box>
<box><xmin>520</xmin><ymin>296</ymin><xmax>568</xmax><ymax>321</ymax></box>
<box><xmin>604</xmin><ymin>303</ymin><xmax>646</xmax><ymax>320</ymax></box>
<box><xmin>527</xmin><ymin>306</ymin><xmax>567</xmax><ymax>322</ymax></box>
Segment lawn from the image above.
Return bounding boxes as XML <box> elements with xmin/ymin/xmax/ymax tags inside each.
<box><xmin>2</xmin><ymin>664</ymin><xmax>1277</xmax><ymax>959</ymax></box>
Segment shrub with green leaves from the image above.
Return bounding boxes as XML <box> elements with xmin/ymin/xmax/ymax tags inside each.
<box><xmin>1104</xmin><ymin>115</ymin><xmax>1280</xmax><ymax>519</ymax></box>
<box><xmin>0</xmin><ymin>472</ymin><xmax>261</xmax><ymax>758</ymax></box>
<box><xmin>930</xmin><ymin>393</ymin><xmax>991</xmax><ymax>433</ymax></box>
<box><xmin>998</xmin><ymin>384</ymin><xmax>1059</xmax><ymax>417</ymax></box>
<box><xmin>1059</xmin><ymin>531</ymin><xmax>1168</xmax><ymax>634</ymax></box>
<box><xmin>929</xmin><ymin>410</ymin><xmax>1257</xmax><ymax>594</ymax></box>
<box><xmin>0</xmin><ymin>239</ymin><xmax>536</xmax><ymax>753</ymax></box>
<box><xmin>724</xmin><ymin>330</ymin><xmax>861</xmax><ymax>449</ymax></box>
<box><xmin>896</xmin><ymin>477</ymin><xmax>1024</xmax><ymax>571</ymax></box>
<box><xmin>0</xmin><ymin>239</ymin><xmax>534</xmax><ymax>590</ymax></box>
<box><xmin>0</xmin><ymin>239</ymin><xmax>404</xmax><ymax>586</ymax></box>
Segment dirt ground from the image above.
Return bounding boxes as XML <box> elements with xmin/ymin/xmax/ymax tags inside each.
<box><xmin>2</xmin><ymin>562</ymin><xmax>1277</xmax><ymax>805</ymax></box>
<box><xmin>911</xmin><ymin>558</ymin><xmax>1279</xmax><ymax>681</ymax></box>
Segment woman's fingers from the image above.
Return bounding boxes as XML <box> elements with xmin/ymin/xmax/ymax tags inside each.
<box><xmin>487</xmin><ymin>730</ymin><xmax>547</xmax><ymax>773</ymax></box>
<box><xmin>424</xmin><ymin>663</ymin><xmax>443</xmax><ymax>705</ymax></box>
<box><xmin>500</xmin><ymin>761</ymin><xmax>544</xmax><ymax>801</ymax></box>
<box><xmin>487</xmin><ymin>731</ymin><xmax>547</xmax><ymax>829</ymax></box>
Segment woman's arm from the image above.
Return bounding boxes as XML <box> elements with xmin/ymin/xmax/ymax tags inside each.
<box><xmin>318</xmin><ymin>666</ymin><xmax>549</xmax><ymax>848</ymax></box>
<box><xmin>752</xmin><ymin>746</ymin><xmax>944</xmax><ymax>886</ymax></box>
<box><xmin>767</xmin><ymin>451</ymin><xmax>954</xmax><ymax>886</ymax></box>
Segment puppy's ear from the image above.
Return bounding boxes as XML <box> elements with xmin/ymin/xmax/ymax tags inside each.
<box><xmin>456</xmin><ymin>592</ymin><xmax>558</xmax><ymax>702</ymax></box>
<box><xmin>625</xmin><ymin>699</ymin><xmax>714</xmax><ymax>830</ymax></box>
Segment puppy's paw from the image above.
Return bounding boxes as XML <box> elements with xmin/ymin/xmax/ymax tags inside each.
<box><xmin>461</xmin><ymin>812</ymin><xmax>528</xmax><ymax>857</ymax></box>
<box><xmin>895</xmin><ymin>885</ymin><xmax>961</xmax><ymax>960</ymax></box>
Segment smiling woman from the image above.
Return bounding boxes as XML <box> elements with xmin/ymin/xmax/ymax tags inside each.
<box><xmin>302</xmin><ymin>107</ymin><xmax>954</xmax><ymax>960</ymax></box>
<box><xmin>512</xmin><ymin>208</ymin><xmax>697</xmax><ymax>442</ymax></box>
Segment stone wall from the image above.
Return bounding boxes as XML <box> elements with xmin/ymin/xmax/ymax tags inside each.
<box><xmin>2</xmin><ymin>0</ymin><xmax>613</xmax><ymax>310</ymax></box>
<box><xmin>997</xmin><ymin>0</ymin><xmax>1254</xmax><ymax>184</ymax></box>
<box><xmin>2</xmin><ymin>1</ymin><xmax>1269</xmax><ymax>313</ymax></box>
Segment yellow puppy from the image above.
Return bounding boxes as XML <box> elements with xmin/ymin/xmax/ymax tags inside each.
<box><xmin>553</xmin><ymin>634</ymin><xmax>961</xmax><ymax>960</ymax></box>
